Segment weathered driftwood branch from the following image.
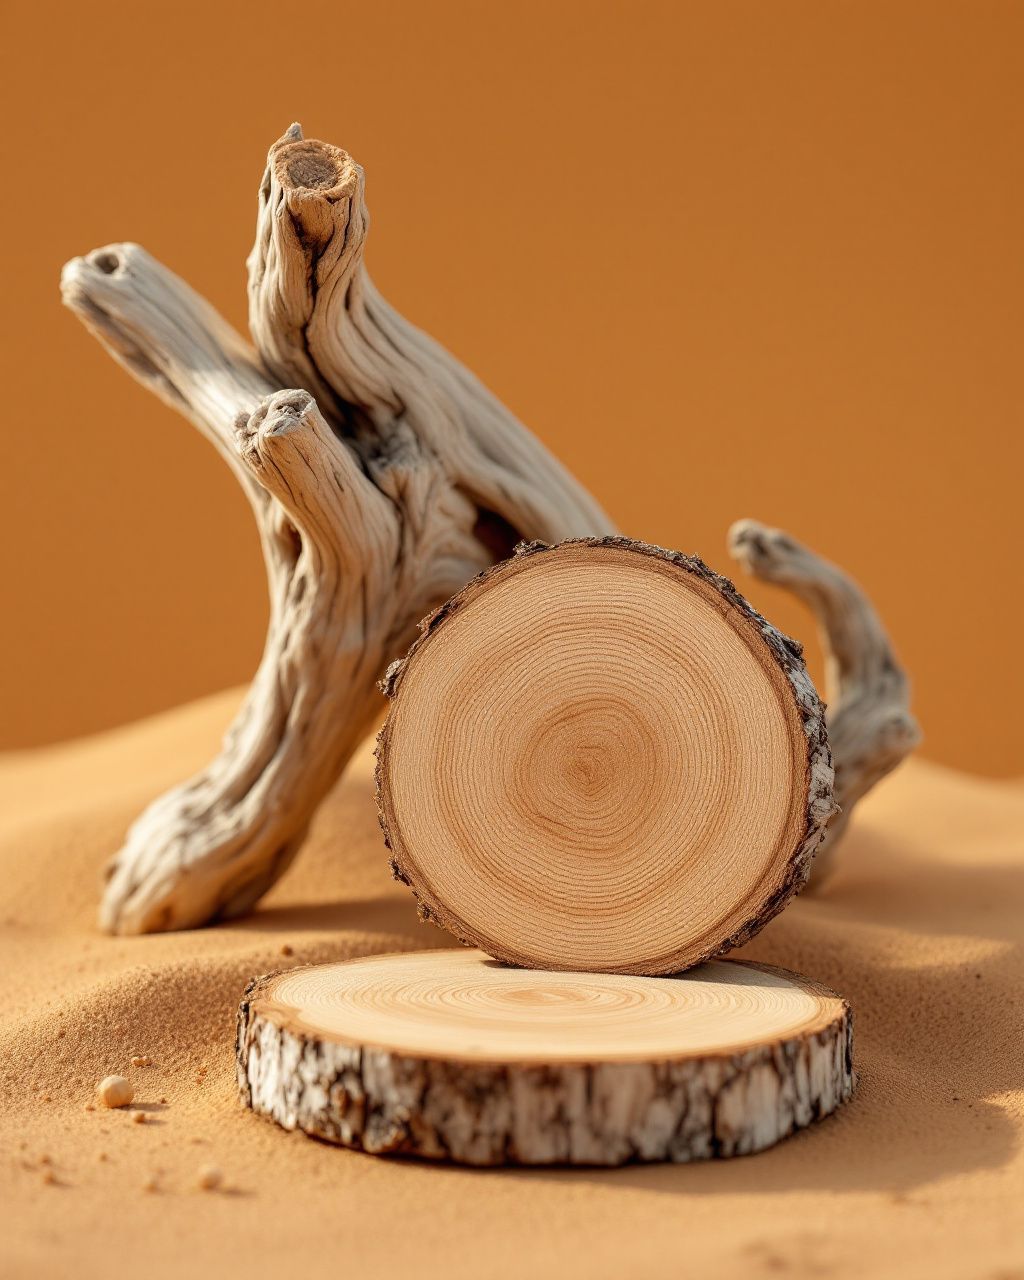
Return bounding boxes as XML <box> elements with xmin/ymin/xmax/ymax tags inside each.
<box><xmin>61</xmin><ymin>124</ymin><xmax>917</xmax><ymax>933</ymax></box>
<box><xmin>237</xmin><ymin>951</ymin><xmax>854</xmax><ymax>1165</ymax></box>
<box><xmin>246</xmin><ymin>125</ymin><xmax>611</xmax><ymax>553</ymax></box>
<box><xmin>61</xmin><ymin>126</ymin><xmax>611</xmax><ymax>935</ymax></box>
<box><xmin>729</xmin><ymin>520</ymin><xmax>921</xmax><ymax>886</ymax></box>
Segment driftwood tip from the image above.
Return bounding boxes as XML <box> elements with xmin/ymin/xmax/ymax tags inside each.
<box><xmin>272</xmin><ymin>138</ymin><xmax>357</xmax><ymax>200</ymax></box>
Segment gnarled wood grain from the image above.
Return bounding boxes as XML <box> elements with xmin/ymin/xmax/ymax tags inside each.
<box><xmin>61</xmin><ymin>125</ymin><xmax>917</xmax><ymax>932</ymax></box>
<box><xmin>60</xmin><ymin>128</ymin><xmax>611</xmax><ymax>935</ymax></box>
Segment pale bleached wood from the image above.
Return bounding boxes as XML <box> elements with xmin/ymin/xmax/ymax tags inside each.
<box><xmin>376</xmin><ymin>538</ymin><xmax>836</xmax><ymax>975</ymax></box>
<box><xmin>60</xmin><ymin>127</ymin><xmax>611</xmax><ymax>935</ymax></box>
<box><xmin>729</xmin><ymin>520</ymin><xmax>922</xmax><ymax>886</ymax></box>
<box><xmin>236</xmin><ymin>951</ymin><xmax>854</xmax><ymax>1166</ymax></box>
<box><xmin>60</xmin><ymin>125</ymin><xmax>916</xmax><ymax>933</ymax></box>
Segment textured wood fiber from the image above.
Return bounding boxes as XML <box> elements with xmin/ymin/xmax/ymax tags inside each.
<box><xmin>237</xmin><ymin>951</ymin><xmax>854</xmax><ymax>1166</ymax></box>
<box><xmin>61</xmin><ymin>125</ymin><xmax>918</xmax><ymax>933</ymax></box>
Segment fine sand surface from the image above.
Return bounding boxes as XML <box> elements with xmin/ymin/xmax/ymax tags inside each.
<box><xmin>0</xmin><ymin>690</ymin><xmax>1021</xmax><ymax>1279</ymax></box>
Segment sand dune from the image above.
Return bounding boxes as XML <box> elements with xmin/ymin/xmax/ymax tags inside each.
<box><xmin>1</xmin><ymin>689</ymin><xmax>1021</xmax><ymax>1279</ymax></box>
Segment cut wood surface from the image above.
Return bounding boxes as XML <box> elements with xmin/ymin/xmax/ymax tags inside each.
<box><xmin>376</xmin><ymin>539</ymin><xmax>836</xmax><ymax>975</ymax></box>
<box><xmin>237</xmin><ymin>949</ymin><xmax>853</xmax><ymax>1166</ymax></box>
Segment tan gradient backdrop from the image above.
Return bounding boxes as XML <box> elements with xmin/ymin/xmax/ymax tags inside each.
<box><xmin>2</xmin><ymin>1</ymin><xmax>1021</xmax><ymax>775</ymax></box>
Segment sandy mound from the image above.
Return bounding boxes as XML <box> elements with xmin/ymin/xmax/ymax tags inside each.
<box><xmin>1</xmin><ymin>690</ymin><xmax>1021</xmax><ymax>1279</ymax></box>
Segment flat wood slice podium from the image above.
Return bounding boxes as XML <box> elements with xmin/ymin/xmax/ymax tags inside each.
<box><xmin>237</xmin><ymin>950</ymin><xmax>853</xmax><ymax>1166</ymax></box>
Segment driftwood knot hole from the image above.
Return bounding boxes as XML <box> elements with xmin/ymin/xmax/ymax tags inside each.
<box><xmin>91</xmin><ymin>250</ymin><xmax>121</xmax><ymax>276</ymax></box>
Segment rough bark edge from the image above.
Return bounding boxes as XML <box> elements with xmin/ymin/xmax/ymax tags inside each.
<box><xmin>236</xmin><ymin>959</ymin><xmax>854</xmax><ymax>1166</ymax></box>
<box><xmin>375</xmin><ymin>537</ymin><xmax>837</xmax><ymax>975</ymax></box>
<box><xmin>728</xmin><ymin>520</ymin><xmax>922</xmax><ymax>888</ymax></box>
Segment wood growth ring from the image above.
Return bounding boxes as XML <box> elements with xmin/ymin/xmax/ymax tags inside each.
<box><xmin>377</xmin><ymin>539</ymin><xmax>835</xmax><ymax>975</ymax></box>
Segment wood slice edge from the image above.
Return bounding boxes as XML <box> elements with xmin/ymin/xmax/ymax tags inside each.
<box><xmin>236</xmin><ymin>959</ymin><xmax>854</xmax><ymax>1167</ymax></box>
<box><xmin>375</xmin><ymin>537</ymin><xmax>837</xmax><ymax>974</ymax></box>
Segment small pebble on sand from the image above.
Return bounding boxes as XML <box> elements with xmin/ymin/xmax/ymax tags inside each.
<box><xmin>130</xmin><ymin>1055</ymin><xmax>152</xmax><ymax>1067</ymax></box>
<box><xmin>280</xmin><ymin>944</ymin><xmax>294</xmax><ymax>956</ymax></box>
<box><xmin>142</xmin><ymin>1174</ymin><xmax>158</xmax><ymax>1193</ymax></box>
<box><xmin>131</xmin><ymin>1111</ymin><xmax>146</xmax><ymax>1125</ymax></box>
<box><xmin>96</xmin><ymin>1075</ymin><xmax>134</xmax><ymax>1108</ymax></box>
<box><xmin>41</xmin><ymin>1168</ymin><xmax>56</xmax><ymax>1186</ymax></box>
<box><xmin>197</xmin><ymin>1164</ymin><xmax>223</xmax><ymax>1191</ymax></box>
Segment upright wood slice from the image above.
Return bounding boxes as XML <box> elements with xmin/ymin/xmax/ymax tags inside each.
<box><xmin>237</xmin><ymin>950</ymin><xmax>853</xmax><ymax>1166</ymax></box>
<box><xmin>376</xmin><ymin>538</ymin><xmax>835</xmax><ymax>975</ymax></box>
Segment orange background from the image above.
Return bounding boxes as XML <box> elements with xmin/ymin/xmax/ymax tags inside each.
<box><xmin>3</xmin><ymin>0</ymin><xmax>1021</xmax><ymax>775</ymax></box>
